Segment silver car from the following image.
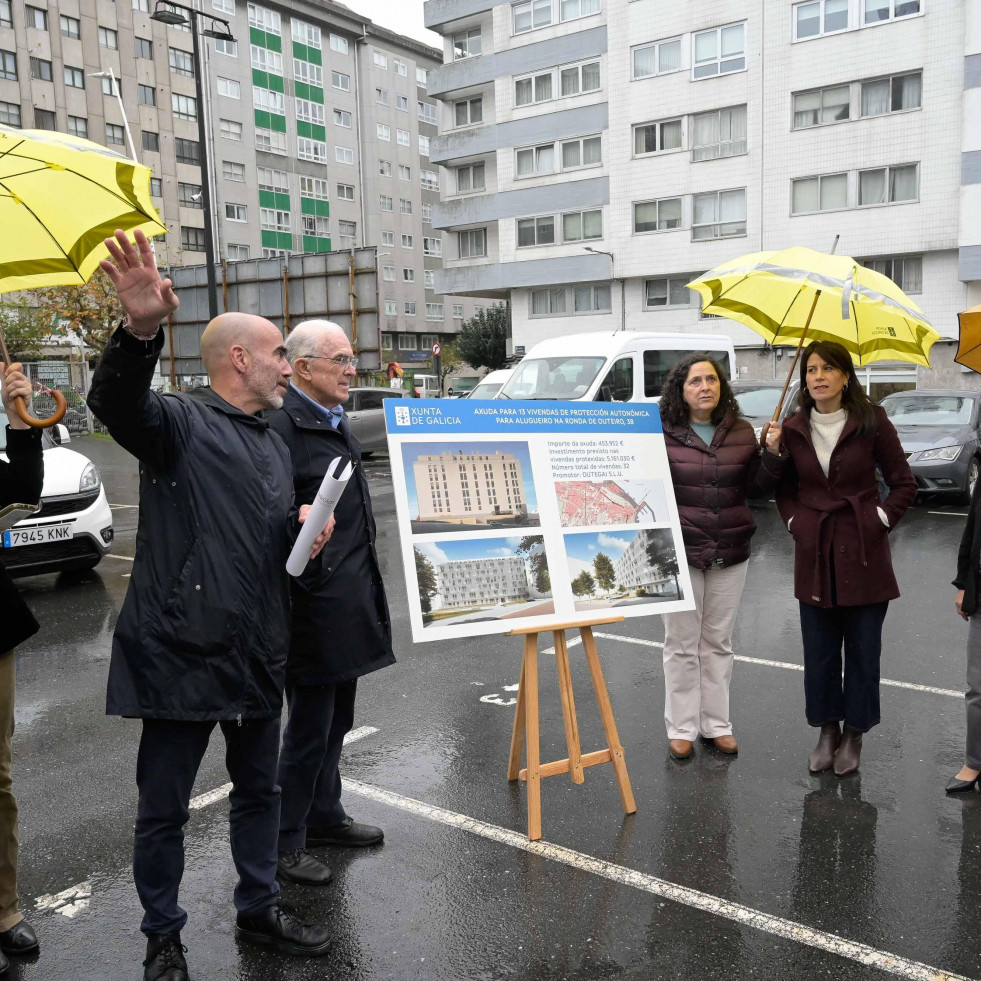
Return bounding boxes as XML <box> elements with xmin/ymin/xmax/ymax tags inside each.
<box><xmin>346</xmin><ymin>387</ymin><xmax>410</xmax><ymax>456</ymax></box>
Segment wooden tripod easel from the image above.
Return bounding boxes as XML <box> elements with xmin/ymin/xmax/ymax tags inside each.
<box><xmin>507</xmin><ymin>615</ymin><xmax>636</xmax><ymax>841</ymax></box>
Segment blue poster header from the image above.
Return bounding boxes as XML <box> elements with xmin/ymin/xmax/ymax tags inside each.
<box><xmin>385</xmin><ymin>399</ymin><xmax>663</xmax><ymax>435</ymax></box>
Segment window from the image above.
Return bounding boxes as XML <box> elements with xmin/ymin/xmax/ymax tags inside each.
<box><xmin>396</xmin><ymin>95</ymin><xmax>409</xmax><ymax>112</ymax></box>
<box><xmin>457</xmin><ymin>162</ymin><xmax>485</xmax><ymax>192</ymax></box>
<box><xmin>336</xmin><ymin>146</ymin><xmax>354</xmax><ymax>165</ymax></box>
<box><xmin>421</xmin><ymin>170</ymin><xmax>439</xmax><ymax>191</ymax></box>
<box><xmin>29</xmin><ymin>57</ymin><xmax>52</xmax><ymax>81</ymax></box>
<box><xmin>0</xmin><ymin>102</ymin><xmax>20</xmax><ymax>126</ymax></box>
<box><xmin>402</xmin><ymin>233</ymin><xmax>414</xmax><ymax>248</ymax></box>
<box><xmin>292</xmin><ymin>18</ymin><xmax>320</xmax><ymax>47</ymax></box>
<box><xmin>474</xmin><ymin>306</ymin><xmax>486</xmax><ymax>315</ymax></box>
<box><xmin>422</xmin><ymin>203</ymin><xmax>433</xmax><ymax>223</ymax></box>
<box><xmin>67</xmin><ymin>116</ymin><xmax>87</xmax><ymax>139</ymax></box>
<box><xmin>574</xmin><ymin>284</ymin><xmax>611</xmax><ymax>313</ymax></box>
<box><xmin>254</xmin><ymin>87</ymin><xmax>285</xmax><ymax>115</ymax></box>
<box><xmin>864</xmin><ymin>0</ymin><xmax>920</xmax><ymax>25</ymax></box>
<box><xmin>0</xmin><ymin>1</ymin><xmax>8</xmax><ymax>28</ymax></box>
<box><xmin>453</xmin><ymin>304</ymin><xmax>464</xmax><ymax>319</ymax></box>
<box><xmin>332</xmin><ymin>71</ymin><xmax>350</xmax><ymax>91</ymax></box>
<box><xmin>513</xmin><ymin>0</ymin><xmax>551</xmax><ymax>34</ymax></box>
<box><xmin>99</xmin><ymin>27</ymin><xmax>118</xmax><ymax>49</ymax></box>
<box><xmin>227</xmin><ymin>245</ymin><xmax>250</xmax><ymax>261</ymax></box>
<box><xmin>33</xmin><ymin>109</ymin><xmax>55</xmax><ymax>130</ymax></box>
<box><xmin>459</xmin><ymin>228</ymin><xmax>487</xmax><ymax>258</ymax></box>
<box><xmin>379</xmin><ymin>159</ymin><xmax>392</xmax><ymax>176</ymax></box>
<box><xmin>381</xmin><ymin>230</ymin><xmax>395</xmax><ymax>246</ymax></box>
<box><xmin>692</xmin><ymin>23</ymin><xmax>745</xmax><ymax>79</ymax></box>
<box><xmin>297</xmin><ymin>137</ymin><xmax>326</xmax><ymax>162</ymax></box>
<box><xmin>0</xmin><ymin>51</ymin><xmax>15</xmax><ymax>81</ymax></box>
<box><xmin>300</xmin><ymin>176</ymin><xmax>328</xmax><ymax>200</ymax></box>
<box><xmin>560</xmin><ymin>60</ymin><xmax>600</xmax><ymax>96</ymax></box>
<box><xmin>425</xmin><ymin>269</ymin><xmax>435</xmax><ymax>289</ymax></box>
<box><xmin>101</xmin><ymin>76</ymin><xmax>120</xmax><ymax>96</ymax></box>
<box><xmin>419</xmin><ymin>135</ymin><xmax>430</xmax><ymax>156</ymax></box>
<box><xmin>215</xmin><ymin>37</ymin><xmax>237</xmax><ymax>55</ymax></box>
<box><xmin>400</xmin><ymin>198</ymin><xmax>413</xmax><ymax>215</ymax></box>
<box><xmin>691</xmin><ymin>105</ymin><xmax>747</xmax><ymax>160</ymax></box>
<box><xmin>176</xmin><ymin>138</ymin><xmax>201</xmax><ymax>164</ymax></box>
<box><xmin>403</xmin><ymin>268</ymin><xmax>415</xmax><ymax>282</ymax></box>
<box><xmin>454</xmin><ymin>28</ymin><xmax>481</xmax><ymax>60</ymax></box>
<box><xmin>169</xmin><ymin>47</ymin><xmax>194</xmax><ymax>76</ymax></box>
<box><xmin>793</xmin><ymin>86</ymin><xmax>850</xmax><ymax>128</ymax></box>
<box><xmin>397</xmin><ymin>128</ymin><xmax>410</xmax><ymax>145</ymax></box>
<box><xmin>333</xmin><ymin>109</ymin><xmax>352</xmax><ymax>127</ymax></box>
<box><xmin>217</xmin><ymin>77</ymin><xmax>241</xmax><ymax>98</ymax></box>
<box><xmin>400</xmin><ymin>332</ymin><xmax>418</xmax><ymax>348</ymax></box>
<box><xmin>220</xmin><ymin>118</ymin><xmax>243</xmax><ymax>140</ymax></box>
<box><xmin>138</xmin><ymin>84</ymin><xmax>156</xmax><ymax>106</ymax></box>
<box><xmin>25</xmin><ymin>6</ymin><xmax>46</xmax><ymax>30</ymax></box>
<box><xmin>426</xmin><ymin>304</ymin><xmax>444</xmax><ymax>321</ymax></box>
<box><xmin>530</xmin><ymin>289</ymin><xmax>567</xmax><ymax>315</ymax></box>
<box><xmin>382</xmin><ymin>264</ymin><xmax>396</xmax><ymax>281</ymax></box>
<box><xmin>376</xmin><ymin>87</ymin><xmax>390</xmax><ymax>106</ymax></box>
<box><xmin>179</xmin><ymin>182</ymin><xmax>203</xmax><ymax>208</ymax></box>
<box><xmin>251</xmin><ymin>46</ymin><xmax>283</xmax><ymax>74</ymax></box>
<box><xmin>395</xmin><ymin>58</ymin><xmax>407</xmax><ymax>76</ymax></box>
<box><xmin>256</xmin><ymin>128</ymin><xmax>287</xmax><ymax>154</ymax></box>
<box><xmin>172</xmin><ymin>93</ymin><xmax>197</xmax><ymax>121</ymax></box>
<box><xmin>632</xmin><ymin>37</ymin><xmax>682</xmax><ymax>78</ymax></box>
<box><xmin>862</xmin><ymin>255</ymin><xmax>922</xmax><ymax>292</ymax></box>
<box><xmin>405</xmin><ymin>303</ymin><xmax>417</xmax><ymax>317</ymax></box>
<box><xmin>861</xmin><ymin>72</ymin><xmax>921</xmax><ymax>116</ymax></box>
<box><xmin>634</xmin><ymin>197</ymin><xmax>683</xmax><ymax>232</ymax></box>
<box><xmin>377</xmin><ymin>123</ymin><xmax>391</xmax><ymax>141</ymax></box>
<box><xmin>260</xmin><ymin>208</ymin><xmax>290</xmax><ymax>232</ymax></box>
<box><xmin>302</xmin><ymin>215</ymin><xmax>329</xmax><ymax>237</ymax></box>
<box><xmin>454</xmin><ymin>97</ymin><xmax>482</xmax><ymax>126</ymax></box>
<box><xmin>515</xmin><ymin>72</ymin><xmax>552</xmax><ymax>106</ymax></box>
<box><xmin>791</xmin><ymin>173</ymin><xmax>847</xmax><ymax>213</ymax></box>
<box><xmin>258</xmin><ymin>168</ymin><xmax>289</xmax><ymax>192</ymax></box>
<box><xmin>132</xmin><ymin>0</ymin><xmax>149</xmax><ymax>10</ymax></box>
<box><xmin>181</xmin><ymin>227</ymin><xmax>206</xmax><ymax>252</ymax></box>
<box><xmin>149</xmin><ymin>177</ymin><xmax>162</xmax><ymax>196</ymax></box>
<box><xmin>296</xmin><ymin>99</ymin><xmax>325</xmax><ymax>125</ymax></box>
<box><xmin>794</xmin><ymin>0</ymin><xmax>848</xmax><ymax>40</ymax></box>
<box><xmin>633</xmin><ymin>118</ymin><xmax>682</xmax><ymax>155</ymax></box>
<box><xmin>858</xmin><ymin>164</ymin><xmax>918</xmax><ymax>205</ymax></box>
<box><xmin>399</xmin><ymin>164</ymin><xmax>412</xmax><ymax>181</ymax></box>
<box><xmin>261</xmin><ymin>248</ymin><xmax>289</xmax><ymax>259</ymax></box>
<box><xmin>330</xmin><ymin>33</ymin><xmax>349</xmax><ymax>54</ymax></box>
<box><xmin>516</xmin><ymin>143</ymin><xmax>554</xmax><ymax>176</ymax></box>
<box><xmin>214</xmin><ymin>0</ymin><xmax>235</xmax><ymax>13</ymax></box>
<box><xmin>105</xmin><ymin>122</ymin><xmax>125</xmax><ymax>144</ymax></box>
<box><xmin>142</xmin><ymin>130</ymin><xmax>160</xmax><ymax>152</ymax></box>
<box><xmin>373</xmin><ymin>50</ymin><xmax>388</xmax><ymax>69</ymax></box>
<box><xmin>64</xmin><ymin>66</ymin><xmax>85</xmax><ymax>88</ymax></box>
<box><xmin>60</xmin><ymin>14</ymin><xmax>80</xmax><ymax>38</ymax></box>
<box><xmin>384</xmin><ymin>302</ymin><xmax>397</xmax><ymax>318</ymax></box>
<box><xmin>418</xmin><ymin>101</ymin><xmax>437</xmax><ymax>125</ymax></box>
<box><xmin>337</xmin><ymin>183</ymin><xmax>355</xmax><ymax>200</ymax></box>
<box><xmin>644</xmin><ymin>276</ymin><xmax>692</xmax><ymax>309</ymax></box>
<box><xmin>294</xmin><ymin>59</ymin><xmax>322</xmax><ymax>85</ymax></box>
<box><xmin>562</xmin><ymin>209</ymin><xmax>602</xmax><ymax>242</ymax></box>
<box><xmin>692</xmin><ymin>189</ymin><xmax>746</xmax><ymax>240</ymax></box>
<box><xmin>423</xmin><ymin>237</ymin><xmax>442</xmax><ymax>257</ymax></box>
<box><xmin>338</xmin><ymin>220</ymin><xmax>357</xmax><ymax>239</ymax></box>
<box><xmin>222</xmin><ymin>160</ymin><xmax>246</xmax><ymax>181</ymax></box>
<box><xmin>248</xmin><ymin>3</ymin><xmax>280</xmax><ymax>33</ymax></box>
<box><xmin>561</xmin><ymin>0</ymin><xmax>599</xmax><ymax>19</ymax></box>
<box><xmin>380</xmin><ymin>194</ymin><xmax>393</xmax><ymax>211</ymax></box>
<box><xmin>517</xmin><ymin>215</ymin><xmax>555</xmax><ymax>247</ymax></box>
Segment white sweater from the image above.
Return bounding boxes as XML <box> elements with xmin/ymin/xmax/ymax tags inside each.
<box><xmin>809</xmin><ymin>406</ymin><xmax>848</xmax><ymax>477</ymax></box>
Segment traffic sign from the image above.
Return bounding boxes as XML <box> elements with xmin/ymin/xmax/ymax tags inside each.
<box><xmin>431</xmin><ymin>342</ymin><xmax>441</xmax><ymax>356</ymax></box>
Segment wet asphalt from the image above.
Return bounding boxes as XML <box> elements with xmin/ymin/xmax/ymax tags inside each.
<box><xmin>6</xmin><ymin>434</ymin><xmax>981</xmax><ymax>981</ymax></box>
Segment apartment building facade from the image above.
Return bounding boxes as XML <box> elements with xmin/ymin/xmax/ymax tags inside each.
<box><xmin>413</xmin><ymin>448</ymin><xmax>527</xmax><ymax>519</ymax></box>
<box><xmin>0</xmin><ymin>0</ymin><xmax>491</xmax><ymax>364</ymax></box>
<box><xmin>435</xmin><ymin>554</ymin><xmax>529</xmax><ymax>608</ymax></box>
<box><xmin>613</xmin><ymin>532</ymin><xmax>673</xmax><ymax>595</ymax></box>
<box><xmin>424</xmin><ymin>0</ymin><xmax>981</xmax><ymax>393</ymax></box>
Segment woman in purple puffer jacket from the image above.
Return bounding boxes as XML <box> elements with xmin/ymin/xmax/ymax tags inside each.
<box><xmin>659</xmin><ymin>354</ymin><xmax>787</xmax><ymax>762</ymax></box>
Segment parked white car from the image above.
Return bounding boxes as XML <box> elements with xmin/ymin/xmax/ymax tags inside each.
<box><xmin>466</xmin><ymin>368</ymin><xmax>516</xmax><ymax>400</ymax></box>
<box><xmin>0</xmin><ymin>410</ymin><xmax>113</xmax><ymax>577</ymax></box>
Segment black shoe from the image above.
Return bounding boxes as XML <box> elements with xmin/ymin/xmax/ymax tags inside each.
<box><xmin>143</xmin><ymin>931</ymin><xmax>188</xmax><ymax>981</ymax></box>
<box><xmin>306</xmin><ymin>817</ymin><xmax>384</xmax><ymax>847</ymax></box>
<box><xmin>235</xmin><ymin>902</ymin><xmax>331</xmax><ymax>956</ymax></box>
<box><xmin>946</xmin><ymin>771</ymin><xmax>981</xmax><ymax>794</ymax></box>
<box><xmin>277</xmin><ymin>848</ymin><xmax>333</xmax><ymax>886</ymax></box>
<box><xmin>0</xmin><ymin>920</ymin><xmax>38</xmax><ymax>955</ymax></box>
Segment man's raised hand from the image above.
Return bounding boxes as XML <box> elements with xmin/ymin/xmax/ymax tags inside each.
<box><xmin>100</xmin><ymin>229</ymin><xmax>179</xmax><ymax>336</ymax></box>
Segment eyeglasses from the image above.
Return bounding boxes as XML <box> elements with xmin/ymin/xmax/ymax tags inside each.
<box><xmin>303</xmin><ymin>355</ymin><xmax>359</xmax><ymax>369</ymax></box>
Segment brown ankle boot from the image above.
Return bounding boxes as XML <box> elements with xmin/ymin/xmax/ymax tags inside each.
<box><xmin>834</xmin><ymin>728</ymin><xmax>863</xmax><ymax>776</ymax></box>
<box><xmin>808</xmin><ymin>722</ymin><xmax>841</xmax><ymax>773</ymax></box>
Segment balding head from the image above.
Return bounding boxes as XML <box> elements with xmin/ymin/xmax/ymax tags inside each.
<box><xmin>201</xmin><ymin>312</ymin><xmax>280</xmax><ymax>376</ymax></box>
<box><xmin>286</xmin><ymin>319</ymin><xmax>356</xmax><ymax>409</ymax></box>
<box><xmin>285</xmin><ymin>320</ymin><xmax>349</xmax><ymax>367</ymax></box>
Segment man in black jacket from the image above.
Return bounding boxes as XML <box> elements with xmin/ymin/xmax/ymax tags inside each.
<box><xmin>87</xmin><ymin>230</ymin><xmax>332</xmax><ymax>981</ymax></box>
<box><xmin>0</xmin><ymin>362</ymin><xmax>43</xmax><ymax>976</ymax></box>
<box><xmin>267</xmin><ymin>320</ymin><xmax>395</xmax><ymax>885</ymax></box>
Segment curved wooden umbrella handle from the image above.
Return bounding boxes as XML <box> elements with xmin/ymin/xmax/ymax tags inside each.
<box><xmin>13</xmin><ymin>390</ymin><xmax>68</xmax><ymax>429</ymax></box>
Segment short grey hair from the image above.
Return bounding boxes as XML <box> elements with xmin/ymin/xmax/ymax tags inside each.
<box><xmin>285</xmin><ymin>320</ymin><xmax>347</xmax><ymax>367</ymax></box>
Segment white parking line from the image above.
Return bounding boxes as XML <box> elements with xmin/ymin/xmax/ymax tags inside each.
<box><xmin>344</xmin><ymin>779</ymin><xmax>973</xmax><ymax>981</ymax></box>
<box><xmin>108</xmin><ymin>504</ymin><xmax>139</xmax><ymax>510</ymax></box>
<box><xmin>106</xmin><ymin>554</ymin><xmax>134</xmax><ymax>562</ymax></box>
<box><xmin>928</xmin><ymin>511</ymin><xmax>968</xmax><ymax>517</ymax></box>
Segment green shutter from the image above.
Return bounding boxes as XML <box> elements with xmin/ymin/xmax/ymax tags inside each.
<box><xmin>254</xmin><ymin>109</ymin><xmax>271</xmax><ymax>129</ymax></box>
<box><xmin>274</xmin><ymin>192</ymin><xmax>290</xmax><ymax>210</ymax></box>
<box><xmin>310</xmin><ymin>123</ymin><xmax>326</xmax><ymax>141</ymax></box>
<box><xmin>296</xmin><ymin>120</ymin><xmax>312</xmax><ymax>140</ymax></box>
<box><xmin>269</xmin><ymin>113</ymin><xmax>287</xmax><ymax>132</ymax></box>
<box><xmin>259</xmin><ymin>190</ymin><xmax>276</xmax><ymax>208</ymax></box>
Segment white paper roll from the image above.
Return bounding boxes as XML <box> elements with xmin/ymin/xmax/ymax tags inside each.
<box><xmin>286</xmin><ymin>456</ymin><xmax>353</xmax><ymax>577</ymax></box>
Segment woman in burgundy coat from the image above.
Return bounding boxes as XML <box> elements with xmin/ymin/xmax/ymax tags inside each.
<box><xmin>660</xmin><ymin>354</ymin><xmax>786</xmax><ymax>761</ymax></box>
<box><xmin>776</xmin><ymin>340</ymin><xmax>916</xmax><ymax>777</ymax></box>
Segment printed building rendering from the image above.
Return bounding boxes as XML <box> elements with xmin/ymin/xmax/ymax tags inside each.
<box><xmin>414</xmin><ymin>449</ymin><xmax>528</xmax><ymax>521</ymax></box>
<box><xmin>435</xmin><ymin>555</ymin><xmax>530</xmax><ymax>609</ymax></box>
<box><xmin>614</xmin><ymin>531</ymin><xmax>675</xmax><ymax>595</ymax></box>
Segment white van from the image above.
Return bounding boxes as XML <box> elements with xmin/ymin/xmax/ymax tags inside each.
<box><xmin>465</xmin><ymin>368</ymin><xmax>516</xmax><ymax>400</ymax></box>
<box><xmin>499</xmin><ymin>331</ymin><xmax>736</xmax><ymax>402</ymax></box>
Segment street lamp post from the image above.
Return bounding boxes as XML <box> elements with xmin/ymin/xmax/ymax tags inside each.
<box><xmin>585</xmin><ymin>246</ymin><xmax>624</xmax><ymax>333</ymax></box>
<box><xmin>150</xmin><ymin>1</ymin><xmax>235</xmax><ymax>322</ymax></box>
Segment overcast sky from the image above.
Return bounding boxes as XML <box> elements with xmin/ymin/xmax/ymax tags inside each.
<box><xmin>343</xmin><ymin>0</ymin><xmax>442</xmax><ymax>48</ymax></box>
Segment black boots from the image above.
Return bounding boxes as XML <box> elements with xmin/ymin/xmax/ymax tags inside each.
<box><xmin>143</xmin><ymin>932</ymin><xmax>188</xmax><ymax>981</ymax></box>
<box><xmin>808</xmin><ymin>722</ymin><xmax>841</xmax><ymax>773</ymax></box>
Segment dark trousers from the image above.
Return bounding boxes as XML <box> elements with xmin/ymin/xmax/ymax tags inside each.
<box><xmin>134</xmin><ymin>717</ymin><xmax>281</xmax><ymax>936</ymax></box>
<box><xmin>799</xmin><ymin>601</ymin><xmax>889</xmax><ymax>733</ymax></box>
<box><xmin>277</xmin><ymin>681</ymin><xmax>356</xmax><ymax>852</ymax></box>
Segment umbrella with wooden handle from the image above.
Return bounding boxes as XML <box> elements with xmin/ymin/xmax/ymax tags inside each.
<box><xmin>0</xmin><ymin>326</ymin><xmax>67</xmax><ymax>429</ymax></box>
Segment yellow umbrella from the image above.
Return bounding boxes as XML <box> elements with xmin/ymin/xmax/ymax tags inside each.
<box><xmin>0</xmin><ymin>125</ymin><xmax>165</xmax><ymax>426</ymax></box>
<box><xmin>956</xmin><ymin>305</ymin><xmax>981</xmax><ymax>374</ymax></box>
<box><xmin>687</xmin><ymin>246</ymin><xmax>941</xmax><ymax>442</ymax></box>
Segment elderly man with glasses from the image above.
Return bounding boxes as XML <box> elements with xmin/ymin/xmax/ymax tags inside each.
<box><xmin>266</xmin><ymin>320</ymin><xmax>396</xmax><ymax>886</ymax></box>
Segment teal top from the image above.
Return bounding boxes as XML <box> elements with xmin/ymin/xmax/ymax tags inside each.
<box><xmin>690</xmin><ymin>421</ymin><xmax>717</xmax><ymax>446</ymax></box>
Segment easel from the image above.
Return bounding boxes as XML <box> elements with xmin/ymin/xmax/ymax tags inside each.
<box><xmin>507</xmin><ymin>615</ymin><xmax>636</xmax><ymax>841</ymax></box>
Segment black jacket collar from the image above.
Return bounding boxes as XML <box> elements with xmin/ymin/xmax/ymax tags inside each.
<box><xmin>181</xmin><ymin>386</ymin><xmax>270</xmax><ymax>429</ymax></box>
